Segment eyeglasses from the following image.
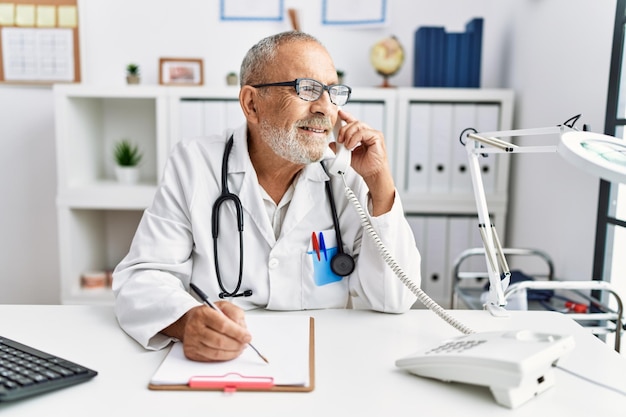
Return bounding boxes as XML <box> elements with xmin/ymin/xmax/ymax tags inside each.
<box><xmin>251</xmin><ymin>78</ymin><xmax>352</xmax><ymax>106</ymax></box>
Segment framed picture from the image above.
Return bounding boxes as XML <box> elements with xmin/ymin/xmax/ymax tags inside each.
<box><xmin>159</xmin><ymin>58</ymin><xmax>204</xmax><ymax>86</ymax></box>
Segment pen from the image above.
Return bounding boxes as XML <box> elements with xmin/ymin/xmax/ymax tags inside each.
<box><xmin>311</xmin><ymin>232</ymin><xmax>320</xmax><ymax>261</ymax></box>
<box><xmin>318</xmin><ymin>232</ymin><xmax>327</xmax><ymax>261</ymax></box>
<box><xmin>189</xmin><ymin>283</ymin><xmax>269</xmax><ymax>364</ymax></box>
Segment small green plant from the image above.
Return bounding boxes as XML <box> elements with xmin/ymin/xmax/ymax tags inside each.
<box><xmin>126</xmin><ymin>63</ymin><xmax>140</xmax><ymax>76</ymax></box>
<box><xmin>114</xmin><ymin>139</ymin><xmax>143</xmax><ymax>167</ymax></box>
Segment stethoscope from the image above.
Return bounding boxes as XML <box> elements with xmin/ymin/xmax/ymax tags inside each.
<box><xmin>211</xmin><ymin>135</ymin><xmax>355</xmax><ymax>298</ymax></box>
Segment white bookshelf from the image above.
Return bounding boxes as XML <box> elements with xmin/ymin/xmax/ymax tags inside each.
<box><xmin>54</xmin><ymin>85</ymin><xmax>513</xmax><ymax>306</ymax></box>
<box><xmin>54</xmin><ymin>85</ymin><xmax>168</xmax><ymax>304</ymax></box>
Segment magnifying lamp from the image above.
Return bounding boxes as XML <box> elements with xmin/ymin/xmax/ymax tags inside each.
<box><xmin>464</xmin><ymin>115</ymin><xmax>626</xmax><ymax>315</ymax></box>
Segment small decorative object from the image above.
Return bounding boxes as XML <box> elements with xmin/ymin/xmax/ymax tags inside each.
<box><xmin>336</xmin><ymin>69</ymin><xmax>345</xmax><ymax>84</ymax></box>
<box><xmin>369</xmin><ymin>36</ymin><xmax>405</xmax><ymax>88</ymax></box>
<box><xmin>159</xmin><ymin>58</ymin><xmax>204</xmax><ymax>86</ymax></box>
<box><xmin>80</xmin><ymin>270</ymin><xmax>107</xmax><ymax>289</ymax></box>
<box><xmin>126</xmin><ymin>63</ymin><xmax>140</xmax><ymax>84</ymax></box>
<box><xmin>226</xmin><ymin>71</ymin><xmax>238</xmax><ymax>86</ymax></box>
<box><xmin>113</xmin><ymin>139</ymin><xmax>143</xmax><ymax>184</ymax></box>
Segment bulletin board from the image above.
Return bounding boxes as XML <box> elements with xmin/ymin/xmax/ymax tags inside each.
<box><xmin>0</xmin><ymin>0</ymin><xmax>80</xmax><ymax>84</ymax></box>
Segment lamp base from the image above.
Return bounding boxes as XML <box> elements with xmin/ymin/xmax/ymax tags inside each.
<box><xmin>485</xmin><ymin>303</ymin><xmax>509</xmax><ymax>317</ymax></box>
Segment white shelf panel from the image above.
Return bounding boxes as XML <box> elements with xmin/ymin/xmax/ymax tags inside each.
<box><xmin>63</xmin><ymin>288</ymin><xmax>114</xmax><ymax>305</ymax></box>
<box><xmin>57</xmin><ymin>182</ymin><xmax>156</xmax><ymax>209</ymax></box>
<box><xmin>55</xmin><ymin>84</ymin><xmax>168</xmax><ymax>99</ymax></box>
<box><xmin>401</xmin><ymin>195</ymin><xmax>507</xmax><ymax>214</ymax></box>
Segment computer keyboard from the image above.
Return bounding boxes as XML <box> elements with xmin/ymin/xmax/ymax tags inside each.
<box><xmin>0</xmin><ymin>336</ymin><xmax>97</xmax><ymax>402</ymax></box>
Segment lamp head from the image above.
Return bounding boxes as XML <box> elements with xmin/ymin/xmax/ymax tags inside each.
<box><xmin>559</xmin><ymin>131</ymin><xmax>626</xmax><ymax>184</ymax></box>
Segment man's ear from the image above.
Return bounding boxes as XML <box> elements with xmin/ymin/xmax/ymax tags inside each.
<box><xmin>239</xmin><ymin>85</ymin><xmax>260</xmax><ymax>124</ymax></box>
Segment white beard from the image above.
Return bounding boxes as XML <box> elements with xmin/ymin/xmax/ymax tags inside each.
<box><xmin>260</xmin><ymin>119</ymin><xmax>330</xmax><ymax>164</ymax></box>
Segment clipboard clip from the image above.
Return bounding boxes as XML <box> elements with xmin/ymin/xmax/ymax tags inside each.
<box><xmin>189</xmin><ymin>373</ymin><xmax>275</xmax><ymax>392</ymax></box>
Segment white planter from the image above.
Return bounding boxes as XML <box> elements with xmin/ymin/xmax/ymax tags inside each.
<box><xmin>115</xmin><ymin>166</ymin><xmax>140</xmax><ymax>184</ymax></box>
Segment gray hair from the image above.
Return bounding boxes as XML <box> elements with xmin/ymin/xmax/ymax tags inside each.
<box><xmin>239</xmin><ymin>31</ymin><xmax>323</xmax><ymax>86</ymax></box>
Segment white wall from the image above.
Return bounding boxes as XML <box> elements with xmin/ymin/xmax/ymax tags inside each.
<box><xmin>0</xmin><ymin>85</ymin><xmax>58</xmax><ymax>303</ymax></box>
<box><xmin>507</xmin><ymin>1</ymin><xmax>615</xmax><ymax>281</ymax></box>
<box><xmin>0</xmin><ymin>0</ymin><xmax>616</xmax><ymax>303</ymax></box>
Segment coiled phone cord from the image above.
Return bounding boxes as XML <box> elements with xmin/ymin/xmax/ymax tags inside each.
<box><xmin>340</xmin><ymin>175</ymin><xmax>475</xmax><ymax>335</ymax></box>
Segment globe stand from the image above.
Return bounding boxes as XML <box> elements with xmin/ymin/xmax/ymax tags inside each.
<box><xmin>378</xmin><ymin>73</ymin><xmax>396</xmax><ymax>88</ymax></box>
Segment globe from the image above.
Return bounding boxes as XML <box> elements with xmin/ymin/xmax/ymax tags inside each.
<box><xmin>370</xmin><ymin>36</ymin><xmax>404</xmax><ymax>87</ymax></box>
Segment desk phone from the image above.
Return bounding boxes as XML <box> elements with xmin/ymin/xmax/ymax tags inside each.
<box><xmin>395</xmin><ymin>330</ymin><xmax>575</xmax><ymax>408</ymax></box>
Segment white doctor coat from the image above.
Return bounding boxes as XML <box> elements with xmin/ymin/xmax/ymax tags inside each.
<box><xmin>113</xmin><ymin>125</ymin><xmax>420</xmax><ymax>349</ymax></box>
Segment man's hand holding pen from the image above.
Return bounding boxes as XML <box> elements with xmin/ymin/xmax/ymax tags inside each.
<box><xmin>163</xmin><ymin>302</ymin><xmax>251</xmax><ymax>362</ymax></box>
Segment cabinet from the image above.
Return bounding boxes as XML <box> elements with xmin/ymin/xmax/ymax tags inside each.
<box><xmin>395</xmin><ymin>88</ymin><xmax>514</xmax><ymax>308</ymax></box>
<box><xmin>54</xmin><ymin>85</ymin><xmax>512</xmax><ymax>306</ymax></box>
<box><xmin>54</xmin><ymin>85</ymin><xmax>169</xmax><ymax>304</ymax></box>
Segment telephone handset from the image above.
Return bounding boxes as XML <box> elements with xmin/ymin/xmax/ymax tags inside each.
<box><xmin>327</xmin><ymin>116</ymin><xmax>351</xmax><ymax>176</ymax></box>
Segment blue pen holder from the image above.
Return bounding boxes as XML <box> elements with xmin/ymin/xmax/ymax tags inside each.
<box><xmin>309</xmin><ymin>247</ymin><xmax>343</xmax><ymax>286</ymax></box>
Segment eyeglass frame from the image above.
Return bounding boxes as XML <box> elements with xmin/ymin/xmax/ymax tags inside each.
<box><xmin>251</xmin><ymin>78</ymin><xmax>352</xmax><ymax>106</ymax></box>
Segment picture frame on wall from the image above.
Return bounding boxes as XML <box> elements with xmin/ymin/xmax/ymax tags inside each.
<box><xmin>159</xmin><ymin>58</ymin><xmax>204</xmax><ymax>86</ymax></box>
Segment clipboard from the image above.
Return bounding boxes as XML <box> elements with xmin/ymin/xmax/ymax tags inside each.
<box><xmin>148</xmin><ymin>316</ymin><xmax>315</xmax><ymax>393</ymax></box>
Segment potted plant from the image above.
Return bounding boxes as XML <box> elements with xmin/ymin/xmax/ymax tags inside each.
<box><xmin>226</xmin><ymin>71</ymin><xmax>238</xmax><ymax>86</ymax></box>
<box><xmin>336</xmin><ymin>69</ymin><xmax>345</xmax><ymax>84</ymax></box>
<box><xmin>126</xmin><ymin>63</ymin><xmax>140</xmax><ymax>84</ymax></box>
<box><xmin>113</xmin><ymin>139</ymin><xmax>143</xmax><ymax>184</ymax></box>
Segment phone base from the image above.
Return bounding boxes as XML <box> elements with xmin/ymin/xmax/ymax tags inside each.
<box><xmin>490</xmin><ymin>369</ymin><xmax>555</xmax><ymax>408</ymax></box>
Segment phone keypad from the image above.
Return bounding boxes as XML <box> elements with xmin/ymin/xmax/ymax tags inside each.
<box><xmin>426</xmin><ymin>339</ymin><xmax>486</xmax><ymax>355</ymax></box>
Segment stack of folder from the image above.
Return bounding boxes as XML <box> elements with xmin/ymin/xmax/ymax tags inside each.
<box><xmin>413</xmin><ymin>17</ymin><xmax>483</xmax><ymax>88</ymax></box>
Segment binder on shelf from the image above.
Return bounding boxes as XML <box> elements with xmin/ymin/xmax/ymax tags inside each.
<box><xmin>423</xmin><ymin>216</ymin><xmax>449</xmax><ymax>307</ymax></box>
<box><xmin>406</xmin><ymin>103</ymin><xmax>432</xmax><ymax>193</ymax></box>
<box><xmin>406</xmin><ymin>215</ymin><xmax>427</xmax><ymax>309</ymax></box>
<box><xmin>466</xmin><ymin>17</ymin><xmax>484</xmax><ymax>88</ymax></box>
<box><xmin>179</xmin><ymin>101</ymin><xmax>204</xmax><ymax>139</ymax></box>
<box><xmin>450</xmin><ymin>103</ymin><xmax>477</xmax><ymax>193</ymax></box>
<box><xmin>475</xmin><ymin>104</ymin><xmax>501</xmax><ymax>193</ymax></box>
<box><xmin>414</xmin><ymin>26</ymin><xmax>445</xmax><ymax>87</ymax></box>
<box><xmin>429</xmin><ymin>104</ymin><xmax>453</xmax><ymax>193</ymax></box>
<box><xmin>444</xmin><ymin>33</ymin><xmax>461</xmax><ymax>87</ymax></box>
<box><xmin>225</xmin><ymin>100</ymin><xmax>246</xmax><ymax>128</ymax></box>
<box><xmin>202</xmin><ymin>101</ymin><xmax>228</xmax><ymax>136</ymax></box>
<box><xmin>457</xmin><ymin>31</ymin><xmax>472</xmax><ymax>88</ymax></box>
<box><xmin>343</xmin><ymin>102</ymin><xmax>364</xmax><ymax>123</ymax></box>
<box><xmin>430</xmin><ymin>27</ymin><xmax>446</xmax><ymax>87</ymax></box>
<box><xmin>360</xmin><ymin>102</ymin><xmax>385</xmax><ymax>133</ymax></box>
<box><xmin>149</xmin><ymin>315</ymin><xmax>314</xmax><ymax>393</ymax></box>
<box><xmin>413</xmin><ymin>17</ymin><xmax>483</xmax><ymax>88</ymax></box>
<box><xmin>413</xmin><ymin>26</ymin><xmax>431</xmax><ymax>86</ymax></box>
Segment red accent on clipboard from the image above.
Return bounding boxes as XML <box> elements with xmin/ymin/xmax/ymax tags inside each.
<box><xmin>189</xmin><ymin>373</ymin><xmax>275</xmax><ymax>392</ymax></box>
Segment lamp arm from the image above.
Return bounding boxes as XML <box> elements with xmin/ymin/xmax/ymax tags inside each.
<box><xmin>464</xmin><ymin>123</ymin><xmax>576</xmax><ymax>315</ymax></box>
<box><xmin>466</xmin><ymin>139</ymin><xmax>510</xmax><ymax>314</ymax></box>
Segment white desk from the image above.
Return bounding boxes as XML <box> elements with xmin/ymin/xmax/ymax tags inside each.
<box><xmin>0</xmin><ymin>305</ymin><xmax>624</xmax><ymax>416</ymax></box>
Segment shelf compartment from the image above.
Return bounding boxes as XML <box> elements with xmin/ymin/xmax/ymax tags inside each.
<box><xmin>58</xmin><ymin>207</ymin><xmax>143</xmax><ymax>304</ymax></box>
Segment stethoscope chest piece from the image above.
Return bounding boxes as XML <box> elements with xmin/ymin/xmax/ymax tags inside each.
<box><xmin>331</xmin><ymin>252</ymin><xmax>355</xmax><ymax>276</ymax></box>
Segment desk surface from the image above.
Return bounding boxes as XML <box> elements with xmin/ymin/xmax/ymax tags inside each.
<box><xmin>0</xmin><ymin>305</ymin><xmax>624</xmax><ymax>416</ymax></box>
